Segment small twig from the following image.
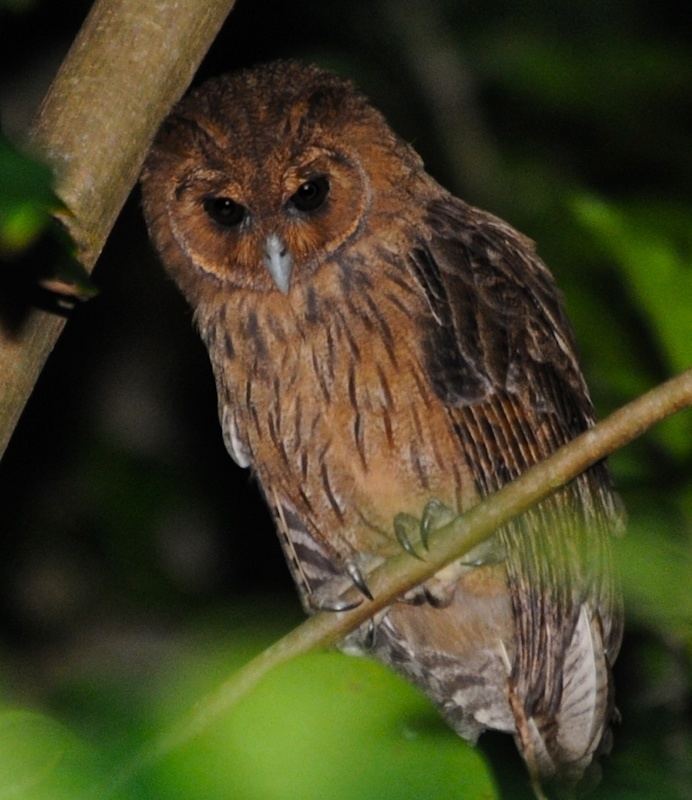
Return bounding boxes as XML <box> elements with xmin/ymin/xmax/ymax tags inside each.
<box><xmin>99</xmin><ymin>369</ymin><xmax>692</xmax><ymax>797</ymax></box>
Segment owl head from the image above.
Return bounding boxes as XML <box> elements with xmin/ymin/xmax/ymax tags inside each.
<box><xmin>141</xmin><ymin>61</ymin><xmax>424</xmax><ymax>304</ymax></box>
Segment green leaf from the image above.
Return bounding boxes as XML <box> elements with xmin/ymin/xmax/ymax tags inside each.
<box><xmin>618</xmin><ymin>521</ymin><xmax>692</xmax><ymax>645</ymax></box>
<box><xmin>571</xmin><ymin>194</ymin><xmax>692</xmax><ymax>373</ymax></box>
<box><xmin>0</xmin><ymin>134</ymin><xmax>96</xmax><ymax>300</ymax></box>
<box><xmin>571</xmin><ymin>194</ymin><xmax>692</xmax><ymax>457</ymax></box>
<box><xmin>0</xmin><ymin>134</ymin><xmax>56</xmax><ymax>256</ymax></box>
<box><xmin>151</xmin><ymin>651</ymin><xmax>498</xmax><ymax>800</ymax></box>
<box><xmin>0</xmin><ymin>710</ymin><xmax>100</xmax><ymax>799</ymax></box>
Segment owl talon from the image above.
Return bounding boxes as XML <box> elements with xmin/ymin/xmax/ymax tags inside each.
<box><xmin>363</xmin><ymin>617</ymin><xmax>376</xmax><ymax>649</ymax></box>
<box><xmin>345</xmin><ymin>560</ymin><xmax>373</xmax><ymax>601</ymax></box>
<box><xmin>459</xmin><ymin>537</ymin><xmax>506</xmax><ymax>568</ymax></box>
<box><xmin>393</xmin><ymin>513</ymin><xmax>426</xmax><ymax>561</ymax></box>
<box><xmin>311</xmin><ymin>596</ymin><xmax>363</xmax><ymax>613</ymax></box>
<box><xmin>420</xmin><ymin>498</ymin><xmax>457</xmax><ymax>549</ymax></box>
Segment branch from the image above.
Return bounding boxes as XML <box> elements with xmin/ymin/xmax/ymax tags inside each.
<box><xmin>101</xmin><ymin>369</ymin><xmax>692</xmax><ymax>797</ymax></box>
<box><xmin>0</xmin><ymin>0</ymin><xmax>236</xmax><ymax>459</ymax></box>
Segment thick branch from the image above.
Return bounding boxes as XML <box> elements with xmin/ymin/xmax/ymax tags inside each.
<box><xmin>102</xmin><ymin>369</ymin><xmax>692</xmax><ymax>797</ymax></box>
<box><xmin>0</xmin><ymin>0</ymin><xmax>236</xmax><ymax>459</ymax></box>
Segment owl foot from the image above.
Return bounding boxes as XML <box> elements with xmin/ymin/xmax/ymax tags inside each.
<box><xmin>393</xmin><ymin>513</ymin><xmax>426</xmax><ymax>561</ymax></box>
<box><xmin>393</xmin><ymin>498</ymin><xmax>455</xmax><ymax>554</ymax></box>
<box><xmin>420</xmin><ymin>498</ymin><xmax>457</xmax><ymax>549</ymax></box>
<box><xmin>309</xmin><ymin>595</ymin><xmax>363</xmax><ymax>613</ymax></box>
<box><xmin>459</xmin><ymin>537</ymin><xmax>506</xmax><ymax>567</ymax></box>
<box><xmin>363</xmin><ymin>616</ymin><xmax>376</xmax><ymax>649</ymax></box>
<box><xmin>420</xmin><ymin>498</ymin><xmax>505</xmax><ymax>567</ymax></box>
<box><xmin>392</xmin><ymin>498</ymin><xmax>504</xmax><ymax>609</ymax></box>
<box><xmin>345</xmin><ymin>559</ymin><xmax>374</xmax><ymax>601</ymax></box>
<box><xmin>391</xmin><ymin>512</ymin><xmax>430</xmax><ymax>606</ymax></box>
<box><xmin>307</xmin><ymin>558</ymin><xmax>374</xmax><ymax>613</ymax></box>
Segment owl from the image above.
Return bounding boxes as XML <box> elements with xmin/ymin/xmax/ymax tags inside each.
<box><xmin>141</xmin><ymin>61</ymin><xmax>623</xmax><ymax>789</ymax></box>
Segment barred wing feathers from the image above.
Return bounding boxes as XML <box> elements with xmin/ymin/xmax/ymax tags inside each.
<box><xmin>411</xmin><ymin>196</ymin><xmax>623</xmax><ymax>779</ymax></box>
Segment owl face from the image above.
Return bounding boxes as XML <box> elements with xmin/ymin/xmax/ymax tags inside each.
<box><xmin>142</xmin><ymin>62</ymin><xmax>417</xmax><ymax>301</ymax></box>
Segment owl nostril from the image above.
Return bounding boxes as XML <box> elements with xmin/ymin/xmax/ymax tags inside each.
<box><xmin>263</xmin><ymin>233</ymin><xmax>293</xmax><ymax>294</ymax></box>
<box><xmin>264</xmin><ymin>233</ymin><xmax>287</xmax><ymax>260</ymax></box>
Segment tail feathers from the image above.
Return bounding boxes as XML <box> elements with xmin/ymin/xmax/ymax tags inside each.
<box><xmin>512</xmin><ymin>603</ymin><xmax>613</xmax><ymax>787</ymax></box>
<box><xmin>554</xmin><ymin>604</ymin><xmax>610</xmax><ymax>773</ymax></box>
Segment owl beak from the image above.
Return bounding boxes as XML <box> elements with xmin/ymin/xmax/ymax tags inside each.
<box><xmin>263</xmin><ymin>234</ymin><xmax>293</xmax><ymax>294</ymax></box>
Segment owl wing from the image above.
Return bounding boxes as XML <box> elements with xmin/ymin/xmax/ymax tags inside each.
<box><xmin>410</xmin><ymin>196</ymin><xmax>623</xmax><ymax>775</ymax></box>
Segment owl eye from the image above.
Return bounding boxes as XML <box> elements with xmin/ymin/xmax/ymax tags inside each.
<box><xmin>203</xmin><ymin>196</ymin><xmax>246</xmax><ymax>227</ymax></box>
<box><xmin>290</xmin><ymin>176</ymin><xmax>329</xmax><ymax>212</ymax></box>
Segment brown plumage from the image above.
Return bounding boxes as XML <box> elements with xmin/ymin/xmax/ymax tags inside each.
<box><xmin>140</xmin><ymin>60</ymin><xmax>623</xmax><ymax>789</ymax></box>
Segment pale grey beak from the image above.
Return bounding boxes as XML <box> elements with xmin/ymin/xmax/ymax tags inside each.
<box><xmin>263</xmin><ymin>234</ymin><xmax>293</xmax><ymax>294</ymax></box>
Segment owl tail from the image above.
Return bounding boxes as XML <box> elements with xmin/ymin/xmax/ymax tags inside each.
<box><xmin>510</xmin><ymin>603</ymin><xmax>612</xmax><ymax>793</ymax></box>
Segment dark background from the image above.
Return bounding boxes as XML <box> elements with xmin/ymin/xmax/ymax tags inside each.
<box><xmin>1</xmin><ymin>1</ymin><xmax>691</xmax><ymax>798</ymax></box>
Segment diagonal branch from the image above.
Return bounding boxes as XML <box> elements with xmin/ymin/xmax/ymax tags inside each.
<box><xmin>100</xmin><ymin>368</ymin><xmax>692</xmax><ymax>797</ymax></box>
<box><xmin>0</xmin><ymin>0</ymin><xmax>236</xmax><ymax>460</ymax></box>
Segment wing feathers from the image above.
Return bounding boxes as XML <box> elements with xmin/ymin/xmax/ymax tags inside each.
<box><xmin>409</xmin><ymin>194</ymin><xmax>622</xmax><ymax>779</ymax></box>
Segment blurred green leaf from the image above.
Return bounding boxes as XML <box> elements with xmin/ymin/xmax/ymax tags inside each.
<box><xmin>618</xmin><ymin>521</ymin><xmax>692</xmax><ymax>645</ymax></box>
<box><xmin>0</xmin><ymin>710</ymin><xmax>101</xmax><ymax>799</ymax></box>
<box><xmin>571</xmin><ymin>193</ymin><xmax>692</xmax><ymax>456</ymax></box>
<box><xmin>470</xmin><ymin>29</ymin><xmax>692</xmax><ymax>183</ymax></box>
<box><xmin>149</xmin><ymin>651</ymin><xmax>497</xmax><ymax>800</ymax></box>
<box><xmin>601</xmin><ymin>739</ymin><xmax>692</xmax><ymax>800</ymax></box>
<box><xmin>0</xmin><ymin>134</ymin><xmax>95</xmax><ymax>300</ymax></box>
<box><xmin>475</xmin><ymin>34</ymin><xmax>692</xmax><ymax>119</ymax></box>
<box><xmin>0</xmin><ymin>134</ymin><xmax>56</xmax><ymax>256</ymax></box>
<box><xmin>571</xmin><ymin>194</ymin><xmax>691</xmax><ymax>373</ymax></box>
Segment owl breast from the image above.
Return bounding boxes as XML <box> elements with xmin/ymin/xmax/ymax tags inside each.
<box><xmin>205</xmin><ymin>257</ymin><xmax>522</xmax><ymax>739</ymax></box>
<box><xmin>201</xmin><ymin>252</ymin><xmax>477</xmax><ymax>559</ymax></box>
